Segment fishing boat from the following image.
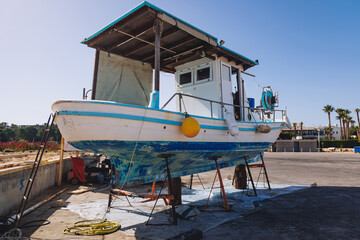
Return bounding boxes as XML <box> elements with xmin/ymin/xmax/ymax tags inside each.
<box><xmin>52</xmin><ymin>2</ymin><xmax>290</xmax><ymax>184</ymax></box>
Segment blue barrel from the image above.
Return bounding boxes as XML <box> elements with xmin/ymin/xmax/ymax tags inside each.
<box><xmin>354</xmin><ymin>146</ymin><xmax>360</xmax><ymax>153</ymax></box>
<box><xmin>248</xmin><ymin>98</ymin><xmax>255</xmax><ymax>111</ymax></box>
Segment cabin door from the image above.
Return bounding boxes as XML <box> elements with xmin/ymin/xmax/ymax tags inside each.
<box><xmin>220</xmin><ymin>62</ymin><xmax>234</xmax><ymax>117</ymax></box>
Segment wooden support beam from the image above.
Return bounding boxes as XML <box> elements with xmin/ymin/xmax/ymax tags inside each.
<box><xmin>87</xmin><ymin>7</ymin><xmax>148</xmax><ymax>47</ymax></box>
<box><xmin>154</xmin><ymin>18</ymin><xmax>161</xmax><ymax>92</ymax></box>
<box><xmin>171</xmin><ymin>177</ymin><xmax>182</xmax><ymax>205</ymax></box>
<box><xmin>163</xmin><ymin>45</ymin><xmax>203</xmax><ymax>62</ymax></box>
<box><xmin>165</xmin><ymin>55</ymin><xmax>201</xmax><ymax>70</ymax></box>
<box><xmin>114</xmin><ymin>27</ymin><xmax>176</xmax><ymax>54</ymax></box>
<box><xmin>140</xmin><ymin>36</ymin><xmax>196</xmax><ymax>62</ymax></box>
<box><xmin>233</xmin><ymin>165</ymin><xmax>247</xmax><ymax>189</ymax></box>
<box><xmin>106</xmin><ymin>25</ymin><xmax>154</xmax><ymax>52</ymax></box>
<box><xmin>124</xmin><ymin>27</ymin><xmax>179</xmax><ymax>57</ymax></box>
<box><xmin>57</xmin><ymin>137</ymin><xmax>64</xmax><ymax>186</ymax></box>
<box><xmin>91</xmin><ymin>49</ymin><xmax>100</xmax><ymax>100</ymax></box>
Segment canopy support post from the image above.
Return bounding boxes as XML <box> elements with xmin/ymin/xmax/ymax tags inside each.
<box><xmin>91</xmin><ymin>49</ymin><xmax>100</xmax><ymax>100</ymax></box>
<box><xmin>152</xmin><ymin>17</ymin><xmax>161</xmax><ymax>109</ymax></box>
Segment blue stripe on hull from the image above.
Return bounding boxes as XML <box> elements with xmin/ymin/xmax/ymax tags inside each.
<box><xmin>57</xmin><ymin>110</ymin><xmax>286</xmax><ymax>131</ymax></box>
<box><xmin>70</xmin><ymin>140</ymin><xmax>269</xmax><ymax>184</ymax></box>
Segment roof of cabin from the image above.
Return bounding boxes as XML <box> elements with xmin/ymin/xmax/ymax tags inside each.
<box><xmin>82</xmin><ymin>1</ymin><xmax>258</xmax><ymax>73</ymax></box>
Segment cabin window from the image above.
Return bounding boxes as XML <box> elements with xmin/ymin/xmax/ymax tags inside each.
<box><xmin>197</xmin><ymin>67</ymin><xmax>210</xmax><ymax>81</ymax></box>
<box><xmin>195</xmin><ymin>63</ymin><xmax>212</xmax><ymax>83</ymax></box>
<box><xmin>177</xmin><ymin>62</ymin><xmax>213</xmax><ymax>87</ymax></box>
<box><xmin>179</xmin><ymin>70</ymin><xmax>192</xmax><ymax>86</ymax></box>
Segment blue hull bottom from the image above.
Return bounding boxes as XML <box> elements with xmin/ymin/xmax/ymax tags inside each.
<box><xmin>70</xmin><ymin>140</ymin><xmax>270</xmax><ymax>183</ymax></box>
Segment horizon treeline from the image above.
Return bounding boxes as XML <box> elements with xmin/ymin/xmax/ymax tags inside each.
<box><xmin>0</xmin><ymin>122</ymin><xmax>61</xmax><ymax>142</ymax></box>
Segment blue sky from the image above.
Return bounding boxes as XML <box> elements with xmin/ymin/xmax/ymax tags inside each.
<box><xmin>1</xmin><ymin>0</ymin><xmax>359</xmax><ymax>126</ymax></box>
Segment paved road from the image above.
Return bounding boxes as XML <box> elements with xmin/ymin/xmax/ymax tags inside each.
<box><xmin>186</xmin><ymin>152</ymin><xmax>360</xmax><ymax>187</ymax></box>
<box><xmin>203</xmin><ymin>152</ymin><xmax>360</xmax><ymax>240</ymax></box>
<box><xmin>12</xmin><ymin>152</ymin><xmax>360</xmax><ymax>239</ymax></box>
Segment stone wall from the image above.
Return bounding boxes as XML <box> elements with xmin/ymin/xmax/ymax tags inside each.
<box><xmin>272</xmin><ymin>140</ymin><xmax>317</xmax><ymax>152</ymax></box>
<box><xmin>0</xmin><ymin>158</ymin><xmax>72</xmax><ymax>216</ymax></box>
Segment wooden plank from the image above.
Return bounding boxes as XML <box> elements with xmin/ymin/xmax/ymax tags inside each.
<box><xmin>171</xmin><ymin>177</ymin><xmax>182</xmax><ymax>205</ymax></box>
<box><xmin>0</xmin><ymin>158</ymin><xmax>71</xmax><ymax>177</ymax></box>
<box><xmin>124</xmin><ymin>27</ymin><xmax>179</xmax><ymax>57</ymax></box>
<box><xmin>106</xmin><ymin>24</ymin><xmax>154</xmax><ymax>52</ymax></box>
<box><xmin>113</xmin><ymin>28</ymin><xmax>176</xmax><ymax>54</ymax></box>
<box><xmin>165</xmin><ymin>54</ymin><xmax>201</xmax><ymax>69</ymax></box>
<box><xmin>86</xmin><ymin>7</ymin><xmax>149</xmax><ymax>47</ymax></box>
<box><xmin>91</xmin><ymin>49</ymin><xmax>100</xmax><ymax>100</ymax></box>
<box><xmin>57</xmin><ymin>137</ymin><xmax>64</xmax><ymax>186</ymax></box>
<box><xmin>140</xmin><ymin>35</ymin><xmax>196</xmax><ymax>62</ymax></box>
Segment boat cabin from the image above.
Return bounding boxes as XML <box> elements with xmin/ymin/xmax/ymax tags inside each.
<box><xmin>82</xmin><ymin>1</ymin><xmax>259</xmax><ymax>121</ymax></box>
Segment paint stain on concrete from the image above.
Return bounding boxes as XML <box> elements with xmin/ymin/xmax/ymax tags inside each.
<box><xmin>20</xmin><ymin>178</ymin><xmax>24</xmax><ymax>191</ymax></box>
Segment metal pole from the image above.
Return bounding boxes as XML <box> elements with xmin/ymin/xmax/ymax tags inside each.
<box><xmin>179</xmin><ymin>94</ymin><xmax>182</xmax><ymax>112</ymax></box>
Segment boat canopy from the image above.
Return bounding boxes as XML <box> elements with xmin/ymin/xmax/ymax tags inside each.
<box><xmin>82</xmin><ymin>1</ymin><xmax>258</xmax><ymax>73</ymax></box>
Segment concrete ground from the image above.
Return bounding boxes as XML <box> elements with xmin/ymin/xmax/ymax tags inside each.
<box><xmin>3</xmin><ymin>152</ymin><xmax>360</xmax><ymax>239</ymax></box>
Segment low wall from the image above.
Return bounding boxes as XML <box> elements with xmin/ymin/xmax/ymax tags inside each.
<box><xmin>0</xmin><ymin>158</ymin><xmax>72</xmax><ymax>216</ymax></box>
<box><xmin>272</xmin><ymin>140</ymin><xmax>318</xmax><ymax>152</ymax></box>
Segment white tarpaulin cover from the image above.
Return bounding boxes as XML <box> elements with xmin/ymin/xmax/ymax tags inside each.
<box><xmin>95</xmin><ymin>51</ymin><xmax>153</xmax><ymax>106</ymax></box>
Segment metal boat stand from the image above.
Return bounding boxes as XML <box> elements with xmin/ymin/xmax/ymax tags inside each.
<box><xmin>107</xmin><ymin>154</ymin><xmax>178</xmax><ymax>225</ymax></box>
<box><xmin>203</xmin><ymin>156</ymin><xmax>231</xmax><ymax>211</ymax></box>
<box><xmin>146</xmin><ymin>153</ymin><xmax>178</xmax><ymax>225</ymax></box>
<box><xmin>189</xmin><ymin>174</ymin><xmax>205</xmax><ymax>190</ymax></box>
<box><xmin>244</xmin><ymin>152</ymin><xmax>271</xmax><ymax>197</ymax></box>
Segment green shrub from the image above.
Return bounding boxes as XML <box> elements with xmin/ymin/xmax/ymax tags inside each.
<box><xmin>320</xmin><ymin>139</ymin><xmax>360</xmax><ymax>148</ymax></box>
<box><xmin>278</xmin><ymin>132</ymin><xmax>294</xmax><ymax>140</ymax></box>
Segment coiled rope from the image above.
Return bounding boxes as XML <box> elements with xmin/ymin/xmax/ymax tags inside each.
<box><xmin>63</xmin><ymin>219</ymin><xmax>120</xmax><ymax>236</ymax></box>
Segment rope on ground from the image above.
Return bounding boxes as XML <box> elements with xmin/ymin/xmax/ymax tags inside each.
<box><xmin>63</xmin><ymin>219</ymin><xmax>120</xmax><ymax>236</ymax></box>
<box><xmin>0</xmin><ymin>228</ymin><xmax>28</xmax><ymax>240</ymax></box>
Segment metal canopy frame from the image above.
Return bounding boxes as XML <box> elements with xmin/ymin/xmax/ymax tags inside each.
<box><xmin>82</xmin><ymin>1</ymin><xmax>258</xmax><ymax>74</ymax></box>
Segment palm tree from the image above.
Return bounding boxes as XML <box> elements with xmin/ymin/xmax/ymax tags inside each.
<box><xmin>351</xmin><ymin>120</ymin><xmax>356</xmax><ymax>138</ymax></box>
<box><xmin>351</xmin><ymin>120</ymin><xmax>355</xmax><ymax>128</ymax></box>
<box><xmin>323</xmin><ymin>105</ymin><xmax>334</xmax><ymax>140</ymax></box>
<box><xmin>344</xmin><ymin>116</ymin><xmax>352</xmax><ymax>140</ymax></box>
<box><xmin>299</xmin><ymin>122</ymin><xmax>303</xmax><ymax>138</ymax></box>
<box><xmin>292</xmin><ymin>122</ymin><xmax>297</xmax><ymax>137</ymax></box>
<box><xmin>335</xmin><ymin>108</ymin><xmax>344</xmax><ymax>139</ymax></box>
<box><xmin>355</xmin><ymin>108</ymin><xmax>360</xmax><ymax>138</ymax></box>
<box><xmin>343</xmin><ymin>109</ymin><xmax>351</xmax><ymax>140</ymax></box>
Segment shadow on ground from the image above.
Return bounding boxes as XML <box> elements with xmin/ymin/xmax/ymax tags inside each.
<box><xmin>6</xmin><ymin>185</ymin><xmax>360</xmax><ymax>240</ymax></box>
<box><xmin>204</xmin><ymin>186</ymin><xmax>360</xmax><ymax>240</ymax></box>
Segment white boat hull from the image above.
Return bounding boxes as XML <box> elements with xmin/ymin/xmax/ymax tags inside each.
<box><xmin>52</xmin><ymin>100</ymin><xmax>285</xmax><ymax>183</ymax></box>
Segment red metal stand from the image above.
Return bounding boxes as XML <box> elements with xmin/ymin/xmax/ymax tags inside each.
<box><xmin>204</xmin><ymin>157</ymin><xmax>231</xmax><ymax>211</ymax></box>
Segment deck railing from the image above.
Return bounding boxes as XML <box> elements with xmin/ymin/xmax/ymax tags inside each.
<box><xmin>161</xmin><ymin>93</ymin><xmax>286</xmax><ymax>122</ymax></box>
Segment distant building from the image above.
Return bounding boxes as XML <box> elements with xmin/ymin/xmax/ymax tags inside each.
<box><xmin>281</xmin><ymin>125</ymin><xmax>342</xmax><ymax>140</ymax></box>
<box><xmin>282</xmin><ymin>126</ymin><xmax>325</xmax><ymax>140</ymax></box>
<box><xmin>331</xmin><ymin>126</ymin><xmax>341</xmax><ymax>140</ymax></box>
